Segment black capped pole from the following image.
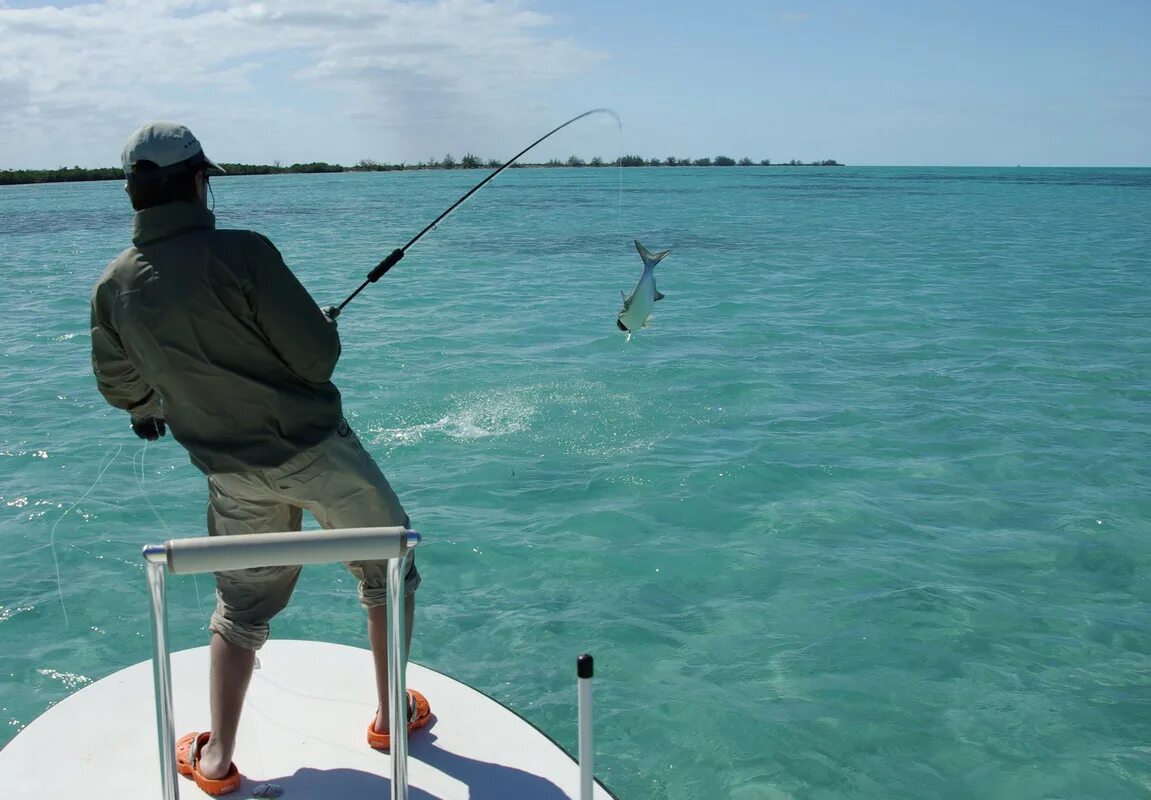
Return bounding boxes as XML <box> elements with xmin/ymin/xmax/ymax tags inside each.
<box><xmin>578</xmin><ymin>653</ymin><xmax>595</xmax><ymax>799</ymax></box>
<box><xmin>335</xmin><ymin>108</ymin><xmax>620</xmax><ymax>314</ymax></box>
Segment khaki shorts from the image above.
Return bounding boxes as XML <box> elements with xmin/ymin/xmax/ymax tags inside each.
<box><xmin>206</xmin><ymin>420</ymin><xmax>420</xmax><ymax>650</ymax></box>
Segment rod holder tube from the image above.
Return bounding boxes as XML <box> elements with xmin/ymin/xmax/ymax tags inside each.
<box><xmin>388</xmin><ymin>553</ymin><xmax>410</xmax><ymax>800</ymax></box>
<box><xmin>578</xmin><ymin>653</ymin><xmax>594</xmax><ymax>800</ymax></box>
<box><xmin>146</xmin><ymin>557</ymin><xmax>180</xmax><ymax>800</ymax></box>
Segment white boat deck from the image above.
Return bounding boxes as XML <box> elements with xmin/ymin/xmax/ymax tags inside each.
<box><xmin>0</xmin><ymin>639</ymin><xmax>617</xmax><ymax>799</ymax></box>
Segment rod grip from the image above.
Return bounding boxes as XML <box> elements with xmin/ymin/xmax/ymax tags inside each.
<box><xmin>368</xmin><ymin>248</ymin><xmax>404</xmax><ymax>282</ymax></box>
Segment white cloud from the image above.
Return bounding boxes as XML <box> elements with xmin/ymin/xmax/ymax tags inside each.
<box><xmin>0</xmin><ymin>0</ymin><xmax>608</xmax><ymax>167</ymax></box>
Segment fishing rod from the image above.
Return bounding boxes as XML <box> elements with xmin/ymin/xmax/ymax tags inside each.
<box><xmin>336</xmin><ymin>107</ymin><xmax>620</xmax><ymax>313</ymax></box>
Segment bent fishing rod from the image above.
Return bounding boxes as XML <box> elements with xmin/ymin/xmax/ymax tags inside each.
<box><xmin>336</xmin><ymin>107</ymin><xmax>620</xmax><ymax>313</ymax></box>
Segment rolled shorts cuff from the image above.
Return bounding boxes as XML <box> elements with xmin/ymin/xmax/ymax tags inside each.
<box><xmin>208</xmin><ymin>611</ymin><xmax>270</xmax><ymax>651</ymax></box>
<box><xmin>356</xmin><ymin>557</ymin><xmax>422</xmax><ymax>609</ymax></box>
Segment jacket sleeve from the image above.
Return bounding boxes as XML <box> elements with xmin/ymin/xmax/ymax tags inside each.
<box><xmin>90</xmin><ymin>283</ymin><xmax>163</xmax><ymax>421</ymax></box>
<box><xmin>246</xmin><ymin>234</ymin><xmax>341</xmax><ymax>383</ymax></box>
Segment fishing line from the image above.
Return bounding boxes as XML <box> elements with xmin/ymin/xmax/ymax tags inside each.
<box><xmin>618</xmin><ymin>154</ymin><xmax>624</xmax><ymax>238</ymax></box>
<box><xmin>136</xmin><ymin>440</ymin><xmax>204</xmax><ymax>616</ymax></box>
<box><xmin>336</xmin><ymin>107</ymin><xmax>622</xmax><ymax>313</ymax></box>
<box><xmin>49</xmin><ymin>443</ymin><xmax>123</xmax><ymax>627</ymax></box>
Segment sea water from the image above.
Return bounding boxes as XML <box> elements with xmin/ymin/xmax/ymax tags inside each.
<box><xmin>0</xmin><ymin>166</ymin><xmax>1149</xmax><ymax>799</ymax></box>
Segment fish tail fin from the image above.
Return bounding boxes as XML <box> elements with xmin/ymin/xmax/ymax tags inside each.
<box><xmin>635</xmin><ymin>240</ymin><xmax>671</xmax><ymax>269</ymax></box>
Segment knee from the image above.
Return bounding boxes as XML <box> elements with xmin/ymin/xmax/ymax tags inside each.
<box><xmin>209</xmin><ymin>611</ymin><xmax>270</xmax><ymax>650</ymax></box>
<box><xmin>211</xmin><ymin>566</ymin><xmax>299</xmax><ymax>649</ymax></box>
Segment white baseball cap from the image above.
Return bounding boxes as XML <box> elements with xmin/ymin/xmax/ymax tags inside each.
<box><xmin>121</xmin><ymin>121</ymin><xmax>226</xmax><ymax>178</ymax></box>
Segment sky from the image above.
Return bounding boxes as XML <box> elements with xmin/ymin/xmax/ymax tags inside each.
<box><xmin>0</xmin><ymin>0</ymin><xmax>1148</xmax><ymax>169</ymax></box>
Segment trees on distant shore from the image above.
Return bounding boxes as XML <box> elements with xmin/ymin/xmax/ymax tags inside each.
<box><xmin>0</xmin><ymin>162</ymin><xmax>350</xmax><ymax>185</ymax></box>
<box><xmin>0</xmin><ymin>166</ymin><xmax>123</xmax><ymax>185</ymax></box>
<box><xmin>1</xmin><ymin>156</ymin><xmax>843</xmax><ymax>186</ymax></box>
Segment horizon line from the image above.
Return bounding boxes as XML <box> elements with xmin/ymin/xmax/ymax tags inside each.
<box><xmin>4</xmin><ymin>162</ymin><xmax>1151</xmax><ymax>171</ymax></box>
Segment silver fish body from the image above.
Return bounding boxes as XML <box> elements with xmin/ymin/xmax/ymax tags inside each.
<box><xmin>617</xmin><ymin>240</ymin><xmax>670</xmax><ymax>339</ymax></box>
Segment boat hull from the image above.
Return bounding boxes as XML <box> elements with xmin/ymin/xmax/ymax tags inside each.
<box><xmin>0</xmin><ymin>639</ymin><xmax>616</xmax><ymax>799</ymax></box>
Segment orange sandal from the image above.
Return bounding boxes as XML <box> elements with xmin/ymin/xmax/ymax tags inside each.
<box><xmin>175</xmin><ymin>731</ymin><xmax>242</xmax><ymax>796</ymax></box>
<box><xmin>366</xmin><ymin>689</ymin><xmax>432</xmax><ymax>750</ymax></box>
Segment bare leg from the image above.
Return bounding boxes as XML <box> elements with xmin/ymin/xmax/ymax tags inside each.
<box><xmin>198</xmin><ymin>632</ymin><xmax>256</xmax><ymax>779</ymax></box>
<box><xmin>369</xmin><ymin>594</ymin><xmax>416</xmax><ymax>733</ymax></box>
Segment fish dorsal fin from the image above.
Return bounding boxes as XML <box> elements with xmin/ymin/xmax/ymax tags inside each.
<box><xmin>634</xmin><ymin>240</ymin><xmax>671</xmax><ymax>269</ymax></box>
<box><xmin>654</xmin><ymin>289</ymin><xmax>666</xmax><ymax>302</ymax></box>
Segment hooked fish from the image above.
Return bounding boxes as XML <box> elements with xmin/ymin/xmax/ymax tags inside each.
<box><xmin>617</xmin><ymin>240</ymin><xmax>671</xmax><ymax>340</ymax></box>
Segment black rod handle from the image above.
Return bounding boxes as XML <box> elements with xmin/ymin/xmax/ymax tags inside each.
<box><xmin>368</xmin><ymin>248</ymin><xmax>405</xmax><ymax>283</ymax></box>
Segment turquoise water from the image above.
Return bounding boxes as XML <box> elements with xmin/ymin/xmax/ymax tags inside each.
<box><xmin>1</xmin><ymin>166</ymin><xmax>1149</xmax><ymax>799</ymax></box>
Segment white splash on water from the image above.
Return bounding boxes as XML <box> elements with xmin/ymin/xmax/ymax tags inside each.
<box><xmin>0</xmin><ymin>605</ymin><xmax>33</xmax><ymax>623</ymax></box>
<box><xmin>372</xmin><ymin>391</ymin><xmax>536</xmax><ymax>446</ymax></box>
<box><xmin>35</xmin><ymin>668</ymin><xmax>91</xmax><ymax>690</ymax></box>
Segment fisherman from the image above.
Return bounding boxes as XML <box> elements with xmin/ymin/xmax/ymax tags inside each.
<box><xmin>90</xmin><ymin>121</ymin><xmax>430</xmax><ymax>795</ymax></box>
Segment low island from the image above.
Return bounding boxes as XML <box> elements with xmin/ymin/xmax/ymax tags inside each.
<box><xmin>0</xmin><ymin>155</ymin><xmax>843</xmax><ymax>186</ymax></box>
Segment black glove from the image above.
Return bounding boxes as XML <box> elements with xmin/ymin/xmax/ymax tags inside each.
<box><xmin>132</xmin><ymin>417</ymin><xmax>166</xmax><ymax>441</ymax></box>
<box><xmin>322</xmin><ymin>305</ymin><xmax>340</xmax><ymax>323</ymax></box>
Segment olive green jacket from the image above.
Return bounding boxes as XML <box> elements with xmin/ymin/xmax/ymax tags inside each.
<box><xmin>91</xmin><ymin>202</ymin><xmax>343</xmax><ymax>473</ymax></box>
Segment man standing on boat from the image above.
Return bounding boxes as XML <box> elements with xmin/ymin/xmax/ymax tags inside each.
<box><xmin>89</xmin><ymin>121</ymin><xmax>430</xmax><ymax>795</ymax></box>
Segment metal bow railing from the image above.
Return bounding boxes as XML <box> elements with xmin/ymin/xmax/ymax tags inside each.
<box><xmin>142</xmin><ymin>526</ymin><xmax>419</xmax><ymax>800</ymax></box>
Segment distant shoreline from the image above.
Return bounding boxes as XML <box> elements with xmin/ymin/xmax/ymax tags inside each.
<box><xmin>0</xmin><ymin>157</ymin><xmax>843</xmax><ymax>187</ymax></box>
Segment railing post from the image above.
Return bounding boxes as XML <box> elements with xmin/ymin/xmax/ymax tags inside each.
<box><xmin>388</xmin><ymin>552</ymin><xmax>410</xmax><ymax>800</ymax></box>
<box><xmin>145</xmin><ymin>545</ymin><xmax>179</xmax><ymax>800</ymax></box>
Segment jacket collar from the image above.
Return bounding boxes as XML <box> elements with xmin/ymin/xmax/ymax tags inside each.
<box><xmin>132</xmin><ymin>202</ymin><xmax>216</xmax><ymax>246</ymax></box>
